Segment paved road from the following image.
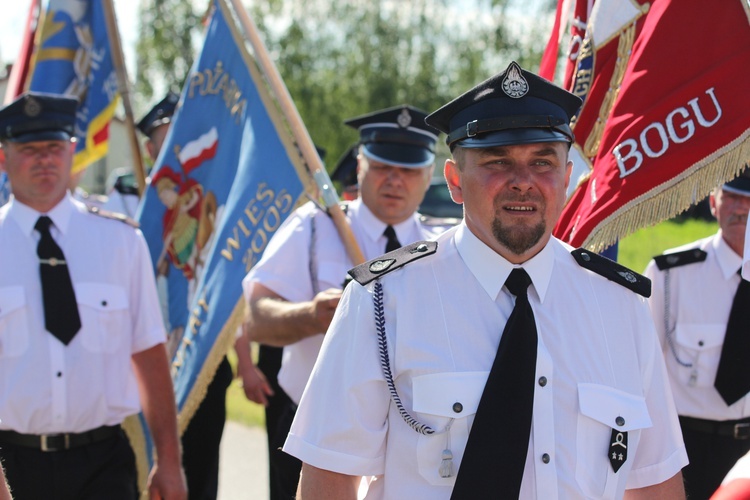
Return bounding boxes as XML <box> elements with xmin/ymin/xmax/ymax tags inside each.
<box><xmin>218</xmin><ymin>421</ymin><xmax>269</xmax><ymax>499</ymax></box>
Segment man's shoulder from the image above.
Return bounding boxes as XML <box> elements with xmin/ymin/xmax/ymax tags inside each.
<box><xmin>650</xmin><ymin>236</ymin><xmax>711</xmax><ymax>271</ymax></box>
<box><xmin>570</xmin><ymin>248</ymin><xmax>651</xmax><ymax>297</ymax></box>
<box><xmin>84</xmin><ymin>205</ymin><xmax>140</xmax><ymax>229</ymax></box>
<box><xmin>348</xmin><ymin>240</ymin><xmax>438</xmax><ymax>286</ymax></box>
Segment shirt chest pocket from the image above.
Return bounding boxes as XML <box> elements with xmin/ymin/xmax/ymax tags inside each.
<box><xmin>0</xmin><ymin>286</ymin><xmax>29</xmax><ymax>357</ymax></box>
<box><xmin>673</xmin><ymin>323</ymin><xmax>725</xmax><ymax>386</ymax></box>
<box><xmin>412</xmin><ymin>372</ymin><xmax>486</xmax><ymax>486</ymax></box>
<box><xmin>76</xmin><ymin>283</ymin><xmax>130</xmax><ymax>353</ymax></box>
<box><xmin>576</xmin><ymin>383</ymin><xmax>652</xmax><ymax>499</ymax></box>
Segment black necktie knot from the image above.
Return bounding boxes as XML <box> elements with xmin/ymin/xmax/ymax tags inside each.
<box><xmin>383</xmin><ymin>225</ymin><xmax>401</xmax><ymax>253</ymax></box>
<box><xmin>506</xmin><ymin>268</ymin><xmax>531</xmax><ymax>298</ymax></box>
<box><xmin>35</xmin><ymin>215</ymin><xmax>53</xmax><ymax>234</ymax></box>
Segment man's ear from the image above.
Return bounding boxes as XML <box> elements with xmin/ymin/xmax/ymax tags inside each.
<box><xmin>444</xmin><ymin>158</ymin><xmax>463</xmax><ymax>204</ymax></box>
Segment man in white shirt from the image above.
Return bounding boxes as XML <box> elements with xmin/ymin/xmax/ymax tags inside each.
<box><xmin>238</xmin><ymin>105</ymin><xmax>442</xmax><ymax>498</ymax></box>
<box><xmin>0</xmin><ymin>91</ymin><xmax>186</xmax><ymax>499</ymax></box>
<box><xmin>645</xmin><ymin>169</ymin><xmax>750</xmax><ymax>499</ymax></box>
<box><xmin>286</xmin><ymin>62</ymin><xmax>687</xmax><ymax>499</ymax></box>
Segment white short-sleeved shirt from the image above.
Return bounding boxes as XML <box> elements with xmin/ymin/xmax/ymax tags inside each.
<box><xmin>242</xmin><ymin>198</ymin><xmax>442</xmax><ymax>404</ymax></box>
<box><xmin>0</xmin><ymin>194</ymin><xmax>166</xmax><ymax>434</ymax></box>
<box><xmin>644</xmin><ymin>233</ymin><xmax>748</xmax><ymax>420</ymax></box>
<box><xmin>285</xmin><ymin>223</ymin><xmax>687</xmax><ymax>499</ymax></box>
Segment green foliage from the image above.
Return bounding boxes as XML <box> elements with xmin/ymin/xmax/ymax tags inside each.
<box><xmin>619</xmin><ymin>218</ymin><xmax>718</xmax><ymax>273</ymax></box>
<box><xmin>136</xmin><ymin>0</ymin><xmax>553</xmax><ymax>167</ymax></box>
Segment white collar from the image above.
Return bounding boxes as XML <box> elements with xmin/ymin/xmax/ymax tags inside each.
<box><xmin>455</xmin><ymin>222</ymin><xmax>554</xmax><ymax>303</ymax></box>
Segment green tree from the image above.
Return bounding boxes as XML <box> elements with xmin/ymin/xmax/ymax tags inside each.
<box><xmin>136</xmin><ymin>0</ymin><xmax>553</xmax><ymax>167</ymax></box>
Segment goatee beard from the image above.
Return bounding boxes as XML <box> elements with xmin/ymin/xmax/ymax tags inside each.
<box><xmin>492</xmin><ymin>219</ymin><xmax>546</xmax><ymax>255</ymax></box>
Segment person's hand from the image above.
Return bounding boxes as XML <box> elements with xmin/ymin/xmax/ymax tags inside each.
<box><xmin>238</xmin><ymin>361</ymin><xmax>274</xmax><ymax>406</ymax></box>
<box><xmin>147</xmin><ymin>460</ymin><xmax>187</xmax><ymax>500</ymax></box>
<box><xmin>311</xmin><ymin>288</ymin><xmax>343</xmax><ymax>333</ymax></box>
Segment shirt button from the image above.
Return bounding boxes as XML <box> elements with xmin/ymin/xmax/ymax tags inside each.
<box><xmin>56</xmin><ymin>371</ymin><xmax>62</xmax><ymax>378</ymax></box>
<box><xmin>101</xmin><ymin>300</ymin><xmax>108</xmax><ymax>307</ymax></box>
<box><xmin>542</xmin><ymin>453</ymin><xmax>551</xmax><ymax>464</ymax></box>
<box><xmin>452</xmin><ymin>402</ymin><xmax>463</xmax><ymax>414</ymax></box>
<box><xmin>616</xmin><ymin>416</ymin><xmax>625</xmax><ymax>427</ymax></box>
<box><xmin>538</xmin><ymin>376</ymin><xmax>548</xmax><ymax>387</ymax></box>
<box><xmin>698</xmin><ymin>340</ymin><xmax>704</xmax><ymax>347</ymax></box>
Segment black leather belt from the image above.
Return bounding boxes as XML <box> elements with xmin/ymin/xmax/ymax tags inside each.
<box><xmin>679</xmin><ymin>416</ymin><xmax>750</xmax><ymax>440</ymax></box>
<box><xmin>0</xmin><ymin>425</ymin><xmax>120</xmax><ymax>452</ymax></box>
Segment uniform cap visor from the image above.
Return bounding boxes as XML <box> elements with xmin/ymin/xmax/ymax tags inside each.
<box><xmin>7</xmin><ymin>130</ymin><xmax>73</xmax><ymax>143</ymax></box>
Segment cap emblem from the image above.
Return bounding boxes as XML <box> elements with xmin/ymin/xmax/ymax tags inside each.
<box><xmin>23</xmin><ymin>97</ymin><xmax>42</xmax><ymax>117</ymax></box>
<box><xmin>397</xmin><ymin>108</ymin><xmax>412</xmax><ymax>128</ymax></box>
<box><xmin>502</xmin><ymin>62</ymin><xmax>529</xmax><ymax>99</ymax></box>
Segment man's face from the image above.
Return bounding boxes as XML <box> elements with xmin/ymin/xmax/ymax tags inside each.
<box><xmin>357</xmin><ymin>154</ymin><xmax>433</xmax><ymax>225</ymax></box>
<box><xmin>711</xmin><ymin>187</ymin><xmax>750</xmax><ymax>256</ymax></box>
<box><xmin>445</xmin><ymin>142</ymin><xmax>572</xmax><ymax>263</ymax></box>
<box><xmin>0</xmin><ymin>139</ymin><xmax>74</xmax><ymax>212</ymax></box>
<box><xmin>146</xmin><ymin>123</ymin><xmax>171</xmax><ymax>162</ymax></box>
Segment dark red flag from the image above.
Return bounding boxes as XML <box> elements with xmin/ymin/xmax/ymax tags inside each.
<box><xmin>554</xmin><ymin>0</ymin><xmax>750</xmax><ymax>251</ymax></box>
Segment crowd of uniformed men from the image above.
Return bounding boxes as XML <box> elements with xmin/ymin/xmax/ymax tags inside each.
<box><xmin>0</xmin><ymin>59</ymin><xmax>749</xmax><ymax>500</ymax></box>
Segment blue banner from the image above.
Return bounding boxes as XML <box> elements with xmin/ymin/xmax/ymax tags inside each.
<box><xmin>28</xmin><ymin>0</ymin><xmax>118</xmax><ymax>173</ymax></box>
<box><xmin>137</xmin><ymin>0</ymin><xmax>309</xmax><ymax>442</ymax></box>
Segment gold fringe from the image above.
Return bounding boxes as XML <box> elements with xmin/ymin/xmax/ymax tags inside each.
<box><xmin>122</xmin><ymin>414</ymin><xmax>150</xmax><ymax>499</ymax></box>
<box><xmin>582</xmin><ymin>130</ymin><xmax>750</xmax><ymax>253</ymax></box>
<box><xmin>177</xmin><ymin>298</ymin><xmax>244</xmax><ymax>435</ymax></box>
<box><xmin>583</xmin><ymin>23</ymin><xmax>636</xmax><ymax>158</ymax></box>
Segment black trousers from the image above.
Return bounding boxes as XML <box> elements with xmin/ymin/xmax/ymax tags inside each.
<box><xmin>680</xmin><ymin>417</ymin><xmax>750</xmax><ymax>500</ymax></box>
<box><xmin>258</xmin><ymin>345</ymin><xmax>301</xmax><ymax>500</ymax></box>
<box><xmin>0</xmin><ymin>429</ymin><xmax>137</xmax><ymax>500</ymax></box>
<box><xmin>181</xmin><ymin>356</ymin><xmax>234</xmax><ymax>500</ymax></box>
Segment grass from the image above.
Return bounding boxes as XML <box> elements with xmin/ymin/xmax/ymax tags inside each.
<box><xmin>223</xmin><ymin>216</ymin><xmax>719</xmax><ymax>428</ymax></box>
<box><xmin>619</xmin><ymin>217</ymin><xmax>718</xmax><ymax>272</ymax></box>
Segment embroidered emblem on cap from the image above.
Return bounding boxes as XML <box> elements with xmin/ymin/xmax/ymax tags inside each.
<box><xmin>502</xmin><ymin>62</ymin><xmax>529</xmax><ymax>99</ymax></box>
<box><xmin>24</xmin><ymin>96</ymin><xmax>42</xmax><ymax>117</ymax></box>
<box><xmin>397</xmin><ymin>108</ymin><xmax>412</xmax><ymax>128</ymax></box>
<box><xmin>370</xmin><ymin>259</ymin><xmax>396</xmax><ymax>274</ymax></box>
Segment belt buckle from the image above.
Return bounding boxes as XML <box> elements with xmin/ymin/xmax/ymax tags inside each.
<box><xmin>734</xmin><ymin>423</ymin><xmax>750</xmax><ymax>440</ymax></box>
<box><xmin>40</xmin><ymin>434</ymin><xmax>70</xmax><ymax>452</ymax></box>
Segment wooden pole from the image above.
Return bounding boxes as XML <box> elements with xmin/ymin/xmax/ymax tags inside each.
<box><xmin>226</xmin><ymin>0</ymin><xmax>365</xmax><ymax>266</ymax></box>
<box><xmin>102</xmin><ymin>0</ymin><xmax>147</xmax><ymax>197</ymax></box>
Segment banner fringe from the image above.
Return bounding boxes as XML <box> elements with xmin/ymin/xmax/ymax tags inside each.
<box><xmin>582</xmin><ymin>130</ymin><xmax>750</xmax><ymax>252</ymax></box>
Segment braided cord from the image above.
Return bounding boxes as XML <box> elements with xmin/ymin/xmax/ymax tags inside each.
<box><xmin>663</xmin><ymin>269</ymin><xmax>693</xmax><ymax>367</ymax></box>
<box><xmin>374</xmin><ymin>281</ymin><xmax>436</xmax><ymax>436</ymax></box>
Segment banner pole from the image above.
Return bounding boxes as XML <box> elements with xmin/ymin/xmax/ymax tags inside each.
<box><xmin>226</xmin><ymin>0</ymin><xmax>365</xmax><ymax>266</ymax></box>
<box><xmin>102</xmin><ymin>0</ymin><xmax>147</xmax><ymax>197</ymax></box>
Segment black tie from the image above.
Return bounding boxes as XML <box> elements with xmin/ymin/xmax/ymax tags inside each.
<box><xmin>451</xmin><ymin>268</ymin><xmax>537</xmax><ymax>499</ymax></box>
<box><xmin>383</xmin><ymin>225</ymin><xmax>401</xmax><ymax>253</ymax></box>
<box><xmin>714</xmin><ymin>273</ymin><xmax>750</xmax><ymax>405</ymax></box>
<box><xmin>35</xmin><ymin>216</ymin><xmax>81</xmax><ymax>345</ymax></box>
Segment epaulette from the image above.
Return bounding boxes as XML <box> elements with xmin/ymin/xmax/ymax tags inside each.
<box><xmin>87</xmin><ymin>206</ymin><xmax>140</xmax><ymax>228</ymax></box>
<box><xmin>348</xmin><ymin>240</ymin><xmax>437</xmax><ymax>286</ymax></box>
<box><xmin>571</xmin><ymin>248</ymin><xmax>651</xmax><ymax>297</ymax></box>
<box><xmin>653</xmin><ymin>248</ymin><xmax>707</xmax><ymax>271</ymax></box>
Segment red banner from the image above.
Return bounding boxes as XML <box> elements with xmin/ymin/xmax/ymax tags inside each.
<box><xmin>3</xmin><ymin>0</ymin><xmax>40</xmax><ymax>104</ymax></box>
<box><xmin>554</xmin><ymin>0</ymin><xmax>750</xmax><ymax>251</ymax></box>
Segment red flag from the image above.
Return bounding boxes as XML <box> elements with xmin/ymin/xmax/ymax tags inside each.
<box><xmin>4</xmin><ymin>0</ymin><xmax>41</xmax><ymax>103</ymax></box>
<box><xmin>554</xmin><ymin>0</ymin><xmax>750</xmax><ymax>251</ymax></box>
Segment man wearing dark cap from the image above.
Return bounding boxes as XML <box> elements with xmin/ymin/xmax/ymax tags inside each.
<box><xmin>285</xmin><ymin>62</ymin><xmax>687</xmax><ymax>498</ymax></box>
<box><xmin>645</xmin><ymin>167</ymin><xmax>750</xmax><ymax>499</ymax></box>
<box><xmin>237</xmin><ymin>104</ymin><xmax>442</xmax><ymax>498</ymax></box>
<box><xmin>0</xmin><ymin>92</ymin><xmax>186</xmax><ymax>499</ymax></box>
<box><xmin>102</xmin><ymin>91</ymin><xmax>180</xmax><ymax>217</ymax></box>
